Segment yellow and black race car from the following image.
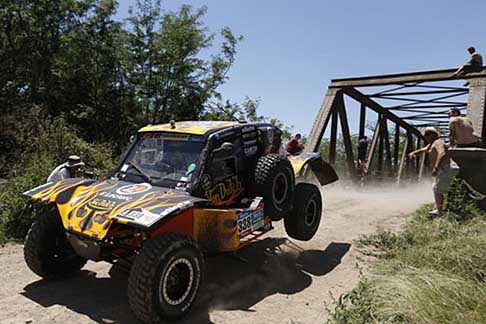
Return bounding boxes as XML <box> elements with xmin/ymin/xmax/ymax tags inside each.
<box><xmin>23</xmin><ymin>120</ymin><xmax>338</xmax><ymax>324</ymax></box>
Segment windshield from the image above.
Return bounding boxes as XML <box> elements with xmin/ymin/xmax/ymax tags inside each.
<box><xmin>116</xmin><ymin>133</ymin><xmax>205</xmax><ymax>188</ymax></box>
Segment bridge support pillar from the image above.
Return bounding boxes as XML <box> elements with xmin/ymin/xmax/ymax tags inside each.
<box><xmin>467</xmin><ymin>78</ymin><xmax>486</xmax><ymax>143</ymax></box>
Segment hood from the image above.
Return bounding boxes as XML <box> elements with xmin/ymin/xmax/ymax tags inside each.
<box><xmin>24</xmin><ymin>178</ymin><xmax>207</xmax><ymax>239</ymax></box>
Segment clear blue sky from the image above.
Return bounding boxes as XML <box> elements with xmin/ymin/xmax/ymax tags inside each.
<box><xmin>114</xmin><ymin>0</ymin><xmax>485</xmax><ymax>136</ymax></box>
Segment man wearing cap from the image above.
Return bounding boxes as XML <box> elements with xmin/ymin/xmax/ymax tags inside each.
<box><xmin>448</xmin><ymin>108</ymin><xmax>482</xmax><ymax>148</ymax></box>
<box><xmin>47</xmin><ymin>155</ymin><xmax>85</xmax><ymax>183</ymax></box>
<box><xmin>408</xmin><ymin>127</ymin><xmax>459</xmax><ymax>216</ymax></box>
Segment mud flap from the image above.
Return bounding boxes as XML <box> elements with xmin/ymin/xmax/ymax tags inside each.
<box><xmin>309</xmin><ymin>158</ymin><xmax>339</xmax><ymax>186</ymax></box>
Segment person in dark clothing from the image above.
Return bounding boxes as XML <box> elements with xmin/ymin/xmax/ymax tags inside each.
<box><xmin>357</xmin><ymin>136</ymin><xmax>369</xmax><ymax>162</ymax></box>
<box><xmin>453</xmin><ymin>46</ymin><xmax>483</xmax><ymax>77</ymax></box>
<box><xmin>285</xmin><ymin>133</ymin><xmax>304</xmax><ymax>155</ymax></box>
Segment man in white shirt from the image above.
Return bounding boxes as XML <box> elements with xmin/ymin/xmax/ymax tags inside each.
<box><xmin>47</xmin><ymin>155</ymin><xmax>85</xmax><ymax>183</ymax></box>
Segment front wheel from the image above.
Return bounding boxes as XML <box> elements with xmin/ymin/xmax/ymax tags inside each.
<box><xmin>284</xmin><ymin>183</ymin><xmax>322</xmax><ymax>241</ymax></box>
<box><xmin>24</xmin><ymin>208</ymin><xmax>87</xmax><ymax>279</ymax></box>
<box><xmin>128</xmin><ymin>233</ymin><xmax>204</xmax><ymax>324</ymax></box>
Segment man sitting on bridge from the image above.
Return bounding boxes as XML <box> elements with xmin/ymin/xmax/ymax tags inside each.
<box><xmin>448</xmin><ymin>107</ymin><xmax>482</xmax><ymax>148</ymax></box>
<box><xmin>408</xmin><ymin>127</ymin><xmax>459</xmax><ymax>217</ymax></box>
<box><xmin>452</xmin><ymin>46</ymin><xmax>483</xmax><ymax>77</ymax></box>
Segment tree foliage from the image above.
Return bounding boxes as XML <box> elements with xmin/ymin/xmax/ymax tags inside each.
<box><xmin>0</xmin><ymin>0</ymin><xmax>244</xmax><ymax>176</ymax></box>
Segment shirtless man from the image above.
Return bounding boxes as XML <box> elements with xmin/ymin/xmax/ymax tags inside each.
<box><xmin>448</xmin><ymin>108</ymin><xmax>482</xmax><ymax>147</ymax></box>
<box><xmin>409</xmin><ymin>127</ymin><xmax>458</xmax><ymax>216</ymax></box>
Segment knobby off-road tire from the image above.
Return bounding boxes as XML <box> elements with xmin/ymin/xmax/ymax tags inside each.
<box><xmin>284</xmin><ymin>183</ymin><xmax>322</xmax><ymax>241</ymax></box>
<box><xmin>24</xmin><ymin>208</ymin><xmax>87</xmax><ymax>279</ymax></box>
<box><xmin>128</xmin><ymin>233</ymin><xmax>204</xmax><ymax>324</ymax></box>
<box><xmin>254</xmin><ymin>154</ymin><xmax>295</xmax><ymax>221</ymax></box>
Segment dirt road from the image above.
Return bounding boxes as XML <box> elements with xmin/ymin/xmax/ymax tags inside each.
<box><xmin>0</xmin><ymin>184</ymin><xmax>432</xmax><ymax>324</ymax></box>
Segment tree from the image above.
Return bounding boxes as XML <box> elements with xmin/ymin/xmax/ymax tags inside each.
<box><xmin>126</xmin><ymin>2</ymin><xmax>243</xmax><ymax>124</ymax></box>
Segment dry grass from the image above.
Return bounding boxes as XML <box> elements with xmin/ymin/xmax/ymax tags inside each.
<box><xmin>330</xmin><ymin>189</ymin><xmax>486</xmax><ymax>324</ymax></box>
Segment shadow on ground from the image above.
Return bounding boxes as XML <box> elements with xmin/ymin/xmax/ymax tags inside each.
<box><xmin>22</xmin><ymin>238</ymin><xmax>351</xmax><ymax>324</ymax></box>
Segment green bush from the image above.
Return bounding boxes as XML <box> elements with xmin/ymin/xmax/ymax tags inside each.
<box><xmin>0</xmin><ymin>115</ymin><xmax>116</xmax><ymax>243</ymax></box>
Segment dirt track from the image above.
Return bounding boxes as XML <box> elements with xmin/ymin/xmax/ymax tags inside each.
<box><xmin>0</xmin><ymin>183</ymin><xmax>432</xmax><ymax>324</ymax></box>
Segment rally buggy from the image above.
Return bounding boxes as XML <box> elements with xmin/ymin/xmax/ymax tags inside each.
<box><xmin>23</xmin><ymin>121</ymin><xmax>338</xmax><ymax>324</ymax></box>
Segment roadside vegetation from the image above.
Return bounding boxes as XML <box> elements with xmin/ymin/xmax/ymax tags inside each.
<box><xmin>330</xmin><ymin>181</ymin><xmax>486</xmax><ymax>324</ymax></box>
<box><xmin>0</xmin><ymin>0</ymin><xmax>293</xmax><ymax>243</ymax></box>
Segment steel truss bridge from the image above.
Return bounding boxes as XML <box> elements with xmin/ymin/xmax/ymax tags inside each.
<box><xmin>306</xmin><ymin>68</ymin><xmax>486</xmax><ymax>183</ymax></box>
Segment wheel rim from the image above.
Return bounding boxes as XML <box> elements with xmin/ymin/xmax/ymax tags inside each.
<box><xmin>272</xmin><ymin>172</ymin><xmax>289</xmax><ymax>205</ymax></box>
<box><xmin>160</xmin><ymin>257</ymin><xmax>194</xmax><ymax>306</ymax></box>
<box><xmin>304</xmin><ymin>199</ymin><xmax>318</xmax><ymax>227</ymax></box>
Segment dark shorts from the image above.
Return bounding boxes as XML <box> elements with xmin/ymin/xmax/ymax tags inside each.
<box><xmin>462</xmin><ymin>63</ymin><xmax>483</xmax><ymax>74</ymax></box>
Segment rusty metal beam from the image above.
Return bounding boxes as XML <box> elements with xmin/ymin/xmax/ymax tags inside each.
<box><xmin>337</xmin><ymin>93</ymin><xmax>356</xmax><ymax>175</ymax></box>
<box><xmin>396</xmin><ymin>136</ymin><xmax>409</xmax><ymax>185</ymax></box>
<box><xmin>359</xmin><ymin>103</ymin><xmax>366</xmax><ymax>139</ymax></box>
<box><xmin>329</xmin><ymin>107</ymin><xmax>338</xmax><ymax>164</ymax></box>
<box><xmin>342</xmin><ymin>87</ymin><xmax>424</xmax><ymax>139</ymax></box>
<box><xmin>393</xmin><ymin>124</ymin><xmax>400</xmax><ymax>170</ymax></box>
<box><xmin>306</xmin><ymin>88</ymin><xmax>340</xmax><ymax>152</ymax></box>
<box><xmin>382</xmin><ymin>119</ymin><xmax>393</xmax><ymax>173</ymax></box>
<box><xmin>365</xmin><ymin>119</ymin><xmax>381</xmax><ymax>172</ymax></box>
<box><xmin>330</xmin><ymin>68</ymin><xmax>486</xmax><ymax>88</ymax></box>
<box><xmin>370</xmin><ymin>88</ymin><xmax>467</xmax><ymax>97</ymax></box>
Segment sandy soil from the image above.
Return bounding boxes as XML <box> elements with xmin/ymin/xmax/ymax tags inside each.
<box><xmin>0</xmin><ymin>183</ymin><xmax>433</xmax><ymax>324</ymax></box>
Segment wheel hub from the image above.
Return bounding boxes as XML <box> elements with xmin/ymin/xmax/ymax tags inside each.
<box><xmin>160</xmin><ymin>257</ymin><xmax>194</xmax><ymax>306</ymax></box>
<box><xmin>304</xmin><ymin>199</ymin><xmax>318</xmax><ymax>227</ymax></box>
<box><xmin>272</xmin><ymin>172</ymin><xmax>289</xmax><ymax>204</ymax></box>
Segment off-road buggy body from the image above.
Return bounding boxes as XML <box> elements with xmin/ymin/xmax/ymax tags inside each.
<box><xmin>23</xmin><ymin>121</ymin><xmax>338</xmax><ymax>324</ymax></box>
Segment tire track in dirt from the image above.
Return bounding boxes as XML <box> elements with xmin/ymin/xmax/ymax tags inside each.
<box><xmin>0</xmin><ymin>183</ymin><xmax>432</xmax><ymax>324</ymax></box>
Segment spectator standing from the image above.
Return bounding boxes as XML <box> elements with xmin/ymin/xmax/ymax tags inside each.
<box><xmin>408</xmin><ymin>127</ymin><xmax>458</xmax><ymax>216</ymax></box>
<box><xmin>357</xmin><ymin>136</ymin><xmax>369</xmax><ymax>162</ymax></box>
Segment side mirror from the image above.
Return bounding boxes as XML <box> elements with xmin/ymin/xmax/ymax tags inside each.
<box><xmin>214</xmin><ymin>142</ymin><xmax>234</xmax><ymax>153</ymax></box>
<box><xmin>129</xmin><ymin>135</ymin><xmax>135</xmax><ymax>143</ymax></box>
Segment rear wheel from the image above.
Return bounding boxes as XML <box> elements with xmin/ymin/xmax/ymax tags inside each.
<box><xmin>284</xmin><ymin>183</ymin><xmax>322</xmax><ymax>241</ymax></box>
<box><xmin>254</xmin><ymin>154</ymin><xmax>295</xmax><ymax>221</ymax></box>
<box><xmin>128</xmin><ymin>233</ymin><xmax>203</xmax><ymax>324</ymax></box>
<box><xmin>24</xmin><ymin>208</ymin><xmax>87</xmax><ymax>279</ymax></box>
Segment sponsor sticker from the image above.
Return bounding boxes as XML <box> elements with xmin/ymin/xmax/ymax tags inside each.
<box><xmin>117</xmin><ymin>208</ymin><xmax>160</xmax><ymax>226</ymax></box>
<box><xmin>244</xmin><ymin>145</ymin><xmax>258</xmax><ymax>157</ymax></box>
<box><xmin>242</xmin><ymin>126</ymin><xmax>256</xmax><ymax>133</ymax></box>
<box><xmin>116</xmin><ymin>183</ymin><xmax>152</xmax><ymax>195</ymax></box>
<box><xmin>87</xmin><ymin>198</ymin><xmax>116</xmax><ymax>212</ymax></box>
<box><xmin>99</xmin><ymin>191</ymin><xmax>133</xmax><ymax>201</ymax></box>
<box><xmin>266</xmin><ymin>127</ymin><xmax>274</xmax><ymax>144</ymax></box>
<box><xmin>201</xmin><ymin>174</ymin><xmax>212</xmax><ymax>191</ymax></box>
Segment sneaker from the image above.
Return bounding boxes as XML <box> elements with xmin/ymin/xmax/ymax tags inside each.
<box><xmin>428</xmin><ymin>209</ymin><xmax>442</xmax><ymax>217</ymax></box>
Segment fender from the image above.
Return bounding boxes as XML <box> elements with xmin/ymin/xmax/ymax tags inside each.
<box><xmin>288</xmin><ymin>152</ymin><xmax>338</xmax><ymax>186</ymax></box>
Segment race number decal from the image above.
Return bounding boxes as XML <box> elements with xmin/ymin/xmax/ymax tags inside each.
<box><xmin>237</xmin><ymin>212</ymin><xmax>253</xmax><ymax>237</ymax></box>
<box><xmin>237</xmin><ymin>207</ymin><xmax>265</xmax><ymax>238</ymax></box>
